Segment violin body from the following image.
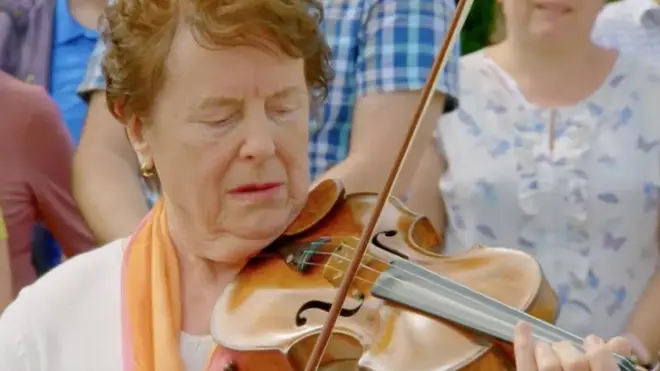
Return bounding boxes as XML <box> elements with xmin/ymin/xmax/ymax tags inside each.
<box><xmin>210</xmin><ymin>180</ymin><xmax>559</xmax><ymax>370</ymax></box>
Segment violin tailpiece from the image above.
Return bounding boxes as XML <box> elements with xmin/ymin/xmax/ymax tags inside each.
<box><xmin>279</xmin><ymin>237</ymin><xmax>333</xmax><ymax>272</ymax></box>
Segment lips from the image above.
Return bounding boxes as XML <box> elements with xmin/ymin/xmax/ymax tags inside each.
<box><xmin>535</xmin><ymin>3</ymin><xmax>572</xmax><ymax>13</ymax></box>
<box><xmin>228</xmin><ymin>182</ymin><xmax>282</xmax><ymax>194</ymax></box>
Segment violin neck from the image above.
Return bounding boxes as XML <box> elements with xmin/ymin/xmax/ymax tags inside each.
<box><xmin>371</xmin><ymin>259</ymin><xmax>639</xmax><ymax>371</ymax></box>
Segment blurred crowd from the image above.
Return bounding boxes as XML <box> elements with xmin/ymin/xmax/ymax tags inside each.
<box><xmin>1</xmin><ymin>0</ymin><xmax>659</xmax><ymax>365</ymax></box>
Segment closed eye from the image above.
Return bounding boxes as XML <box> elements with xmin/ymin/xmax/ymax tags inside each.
<box><xmin>199</xmin><ymin>113</ymin><xmax>239</xmax><ymax>129</ymax></box>
<box><xmin>273</xmin><ymin>108</ymin><xmax>293</xmax><ymax>115</ymax></box>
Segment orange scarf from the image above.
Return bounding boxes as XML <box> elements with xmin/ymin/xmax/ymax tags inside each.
<box><xmin>120</xmin><ymin>200</ymin><xmax>230</xmax><ymax>370</ymax></box>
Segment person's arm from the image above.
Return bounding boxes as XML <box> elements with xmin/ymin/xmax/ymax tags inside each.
<box><xmin>74</xmin><ymin>40</ymin><xmax>149</xmax><ymax>244</ymax></box>
<box><xmin>313</xmin><ymin>0</ymin><xmax>459</xmax><ymax>197</ymax></box>
<box><xmin>25</xmin><ymin>92</ymin><xmax>96</xmax><ymax>258</ymax></box>
<box><xmin>0</xmin><ymin>212</ymin><xmax>11</xmax><ymax>312</ymax></box>
<box><xmin>406</xmin><ymin>139</ymin><xmax>447</xmax><ymax>238</ymax></box>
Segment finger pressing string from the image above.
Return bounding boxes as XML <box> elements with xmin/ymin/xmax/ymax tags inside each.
<box><xmin>585</xmin><ymin>335</ymin><xmax>619</xmax><ymax>371</ymax></box>
<box><xmin>551</xmin><ymin>340</ymin><xmax>588</xmax><ymax>371</ymax></box>
<box><xmin>515</xmin><ymin>322</ymin><xmax>539</xmax><ymax>371</ymax></box>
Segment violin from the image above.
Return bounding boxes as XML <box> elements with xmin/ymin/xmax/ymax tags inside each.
<box><xmin>208</xmin><ymin>0</ymin><xmax>647</xmax><ymax>369</ymax></box>
<box><xmin>209</xmin><ymin>179</ymin><xmax>641</xmax><ymax>371</ymax></box>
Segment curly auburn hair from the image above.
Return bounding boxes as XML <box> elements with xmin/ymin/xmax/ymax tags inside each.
<box><xmin>101</xmin><ymin>0</ymin><xmax>333</xmax><ymax>122</ymax></box>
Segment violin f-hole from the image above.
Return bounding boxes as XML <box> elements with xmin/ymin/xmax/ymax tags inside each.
<box><xmin>295</xmin><ymin>294</ymin><xmax>365</xmax><ymax>327</ymax></box>
<box><xmin>372</xmin><ymin>230</ymin><xmax>408</xmax><ymax>259</ymax></box>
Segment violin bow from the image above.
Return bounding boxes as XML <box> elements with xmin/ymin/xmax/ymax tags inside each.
<box><xmin>302</xmin><ymin>0</ymin><xmax>475</xmax><ymax>369</ymax></box>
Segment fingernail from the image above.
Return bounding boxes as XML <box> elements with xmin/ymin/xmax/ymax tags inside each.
<box><xmin>517</xmin><ymin>322</ymin><xmax>531</xmax><ymax>335</ymax></box>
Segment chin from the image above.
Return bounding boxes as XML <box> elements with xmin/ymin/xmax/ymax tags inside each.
<box><xmin>531</xmin><ymin>26</ymin><xmax>566</xmax><ymax>41</ymax></box>
<box><xmin>232</xmin><ymin>209</ymin><xmax>297</xmax><ymax>242</ymax></box>
<box><xmin>242</xmin><ymin>224</ymin><xmax>287</xmax><ymax>241</ymax></box>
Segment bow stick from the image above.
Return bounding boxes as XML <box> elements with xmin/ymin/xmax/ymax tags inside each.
<box><xmin>302</xmin><ymin>0</ymin><xmax>475</xmax><ymax>369</ymax></box>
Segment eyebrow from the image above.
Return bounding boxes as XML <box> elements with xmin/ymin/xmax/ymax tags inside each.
<box><xmin>268</xmin><ymin>86</ymin><xmax>305</xmax><ymax>100</ymax></box>
<box><xmin>193</xmin><ymin>96</ymin><xmax>243</xmax><ymax>112</ymax></box>
<box><xmin>193</xmin><ymin>86</ymin><xmax>305</xmax><ymax>111</ymax></box>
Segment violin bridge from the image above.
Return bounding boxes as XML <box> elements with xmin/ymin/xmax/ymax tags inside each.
<box><xmin>322</xmin><ymin>240</ymin><xmax>385</xmax><ymax>300</ymax></box>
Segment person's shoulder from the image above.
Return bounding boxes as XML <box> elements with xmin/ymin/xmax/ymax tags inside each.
<box><xmin>459</xmin><ymin>49</ymin><xmax>487</xmax><ymax>66</ymax></box>
<box><xmin>605</xmin><ymin>54</ymin><xmax>660</xmax><ymax>133</ymax></box>
<box><xmin>614</xmin><ymin>53</ymin><xmax>660</xmax><ymax>86</ymax></box>
<box><xmin>0</xmin><ymin>71</ymin><xmax>49</xmax><ymax>102</ymax></box>
<box><xmin>599</xmin><ymin>0</ymin><xmax>631</xmax><ymax>16</ymax></box>
<box><xmin>457</xmin><ymin>49</ymin><xmax>492</xmax><ymax>84</ymax></box>
<box><xmin>593</xmin><ymin>0</ymin><xmax>636</xmax><ymax>35</ymax></box>
<box><xmin>0</xmin><ymin>72</ymin><xmax>59</xmax><ymax>123</ymax></box>
<box><xmin>0</xmin><ymin>239</ymin><xmax>126</xmax><ymax>327</ymax></box>
<box><xmin>23</xmin><ymin>238</ymin><xmax>124</xmax><ymax>298</ymax></box>
<box><xmin>0</xmin><ymin>239</ymin><xmax>127</xmax><ymax>369</ymax></box>
<box><xmin>0</xmin><ymin>73</ymin><xmax>59</xmax><ymax>138</ymax></box>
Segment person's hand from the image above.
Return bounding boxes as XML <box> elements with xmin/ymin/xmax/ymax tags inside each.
<box><xmin>514</xmin><ymin>322</ymin><xmax>633</xmax><ymax>371</ymax></box>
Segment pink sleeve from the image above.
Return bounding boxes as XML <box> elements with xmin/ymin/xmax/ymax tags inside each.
<box><xmin>24</xmin><ymin>90</ymin><xmax>96</xmax><ymax>256</ymax></box>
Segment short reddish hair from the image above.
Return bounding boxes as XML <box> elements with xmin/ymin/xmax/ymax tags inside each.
<box><xmin>102</xmin><ymin>0</ymin><xmax>333</xmax><ymax>122</ymax></box>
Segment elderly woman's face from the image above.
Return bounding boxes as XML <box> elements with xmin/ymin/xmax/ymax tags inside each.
<box><xmin>131</xmin><ymin>29</ymin><xmax>310</xmax><ymax>259</ymax></box>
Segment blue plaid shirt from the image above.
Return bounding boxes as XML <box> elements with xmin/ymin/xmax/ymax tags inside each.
<box><xmin>78</xmin><ymin>0</ymin><xmax>459</xmax><ymax>181</ymax></box>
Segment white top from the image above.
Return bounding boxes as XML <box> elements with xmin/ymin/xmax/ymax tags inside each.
<box><xmin>593</xmin><ymin>0</ymin><xmax>660</xmax><ymax>62</ymax></box>
<box><xmin>0</xmin><ymin>239</ymin><xmax>214</xmax><ymax>371</ymax></box>
<box><xmin>436</xmin><ymin>51</ymin><xmax>660</xmax><ymax>339</ymax></box>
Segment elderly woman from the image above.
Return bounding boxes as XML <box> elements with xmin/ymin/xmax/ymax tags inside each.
<box><xmin>408</xmin><ymin>0</ymin><xmax>660</xmax><ymax>366</ymax></box>
<box><xmin>0</xmin><ymin>0</ymin><xmax>632</xmax><ymax>369</ymax></box>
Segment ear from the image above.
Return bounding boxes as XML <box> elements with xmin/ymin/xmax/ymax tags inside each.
<box><xmin>126</xmin><ymin>116</ymin><xmax>154</xmax><ymax>169</ymax></box>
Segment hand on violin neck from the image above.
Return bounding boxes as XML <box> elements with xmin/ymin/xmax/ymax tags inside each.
<box><xmin>513</xmin><ymin>322</ymin><xmax>633</xmax><ymax>371</ymax></box>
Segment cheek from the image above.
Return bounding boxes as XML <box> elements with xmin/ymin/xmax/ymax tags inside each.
<box><xmin>187</xmin><ymin>144</ymin><xmax>237</xmax><ymax>234</ymax></box>
<box><xmin>278</xmin><ymin>121</ymin><xmax>309</xmax><ymax>199</ymax></box>
<box><xmin>153</xmin><ymin>126</ymin><xmax>234</xmax><ymax>217</ymax></box>
<box><xmin>197</xmin><ymin>145</ymin><xmax>235</xmax><ymax>211</ymax></box>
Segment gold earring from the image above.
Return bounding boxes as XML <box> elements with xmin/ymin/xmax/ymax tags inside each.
<box><xmin>140</xmin><ymin>163</ymin><xmax>155</xmax><ymax>178</ymax></box>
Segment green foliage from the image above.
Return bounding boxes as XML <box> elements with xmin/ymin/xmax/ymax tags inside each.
<box><xmin>460</xmin><ymin>0</ymin><xmax>496</xmax><ymax>55</ymax></box>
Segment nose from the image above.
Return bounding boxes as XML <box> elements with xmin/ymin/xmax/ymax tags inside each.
<box><xmin>239</xmin><ymin>125</ymin><xmax>276</xmax><ymax>162</ymax></box>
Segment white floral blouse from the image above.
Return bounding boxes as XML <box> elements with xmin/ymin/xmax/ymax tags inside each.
<box><xmin>436</xmin><ymin>51</ymin><xmax>660</xmax><ymax>339</ymax></box>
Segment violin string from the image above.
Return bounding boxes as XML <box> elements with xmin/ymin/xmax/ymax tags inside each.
<box><xmin>282</xmin><ymin>245</ymin><xmax>636</xmax><ymax>371</ymax></box>
<box><xmin>295</xmin><ymin>254</ymin><xmax>569</xmax><ymax>345</ymax></box>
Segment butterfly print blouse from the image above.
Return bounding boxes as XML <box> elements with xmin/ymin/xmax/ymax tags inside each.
<box><xmin>435</xmin><ymin>51</ymin><xmax>660</xmax><ymax>339</ymax></box>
